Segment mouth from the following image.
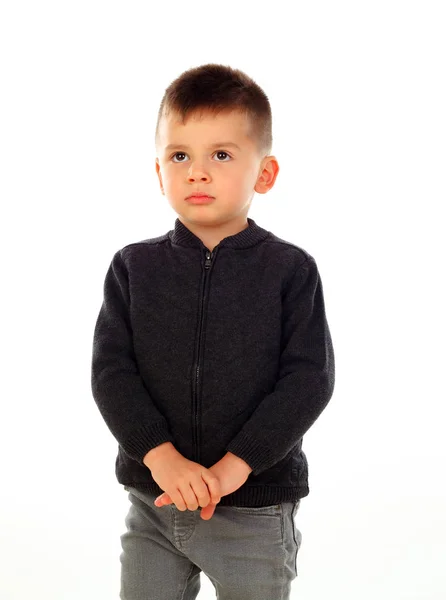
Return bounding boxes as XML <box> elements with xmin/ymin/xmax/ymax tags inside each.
<box><xmin>185</xmin><ymin>195</ymin><xmax>215</xmax><ymax>204</ymax></box>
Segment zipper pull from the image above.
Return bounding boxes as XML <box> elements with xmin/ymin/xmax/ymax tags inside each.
<box><xmin>204</xmin><ymin>250</ymin><xmax>213</xmax><ymax>269</ymax></box>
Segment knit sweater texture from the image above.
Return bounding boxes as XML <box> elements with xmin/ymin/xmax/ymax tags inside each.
<box><xmin>91</xmin><ymin>217</ymin><xmax>335</xmax><ymax>506</ymax></box>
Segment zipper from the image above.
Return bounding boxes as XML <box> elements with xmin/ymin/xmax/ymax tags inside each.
<box><xmin>192</xmin><ymin>248</ymin><xmax>216</xmax><ymax>464</ymax></box>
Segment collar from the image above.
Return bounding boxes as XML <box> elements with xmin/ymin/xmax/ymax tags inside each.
<box><xmin>169</xmin><ymin>217</ymin><xmax>270</xmax><ymax>250</ymax></box>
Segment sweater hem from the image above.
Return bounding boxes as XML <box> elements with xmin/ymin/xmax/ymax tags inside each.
<box><xmin>120</xmin><ymin>481</ymin><xmax>309</xmax><ymax>506</ymax></box>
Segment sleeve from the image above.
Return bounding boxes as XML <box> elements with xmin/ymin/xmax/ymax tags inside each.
<box><xmin>90</xmin><ymin>249</ymin><xmax>175</xmax><ymax>465</ymax></box>
<box><xmin>225</xmin><ymin>254</ymin><xmax>335</xmax><ymax>476</ymax></box>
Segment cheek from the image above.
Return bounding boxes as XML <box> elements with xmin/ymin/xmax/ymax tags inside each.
<box><xmin>230</xmin><ymin>172</ymin><xmax>251</xmax><ymax>193</ymax></box>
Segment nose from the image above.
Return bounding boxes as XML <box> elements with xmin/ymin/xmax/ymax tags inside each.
<box><xmin>187</xmin><ymin>164</ymin><xmax>210</xmax><ymax>183</ymax></box>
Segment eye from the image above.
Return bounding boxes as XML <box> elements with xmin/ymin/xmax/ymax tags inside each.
<box><xmin>171</xmin><ymin>151</ymin><xmax>232</xmax><ymax>163</ymax></box>
<box><xmin>213</xmin><ymin>151</ymin><xmax>232</xmax><ymax>162</ymax></box>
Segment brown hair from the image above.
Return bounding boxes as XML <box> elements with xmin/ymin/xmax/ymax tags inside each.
<box><xmin>155</xmin><ymin>63</ymin><xmax>272</xmax><ymax>158</ymax></box>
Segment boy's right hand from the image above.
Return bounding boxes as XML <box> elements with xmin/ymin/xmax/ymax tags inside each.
<box><xmin>143</xmin><ymin>444</ymin><xmax>221</xmax><ymax>511</ymax></box>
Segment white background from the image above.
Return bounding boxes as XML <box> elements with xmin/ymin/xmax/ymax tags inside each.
<box><xmin>1</xmin><ymin>1</ymin><xmax>445</xmax><ymax>598</ymax></box>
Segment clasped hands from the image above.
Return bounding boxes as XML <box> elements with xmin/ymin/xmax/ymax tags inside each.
<box><xmin>154</xmin><ymin>452</ymin><xmax>252</xmax><ymax>520</ymax></box>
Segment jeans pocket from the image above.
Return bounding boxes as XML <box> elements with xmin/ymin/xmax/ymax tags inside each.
<box><xmin>231</xmin><ymin>504</ymin><xmax>281</xmax><ymax>516</ymax></box>
<box><xmin>291</xmin><ymin>500</ymin><xmax>302</xmax><ymax>549</ymax></box>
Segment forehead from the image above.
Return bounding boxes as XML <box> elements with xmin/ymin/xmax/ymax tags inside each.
<box><xmin>159</xmin><ymin>109</ymin><xmax>252</xmax><ymax>144</ymax></box>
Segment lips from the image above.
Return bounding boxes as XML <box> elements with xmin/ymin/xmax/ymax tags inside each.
<box><xmin>186</xmin><ymin>192</ymin><xmax>214</xmax><ymax>199</ymax></box>
<box><xmin>186</xmin><ymin>194</ymin><xmax>214</xmax><ymax>204</ymax></box>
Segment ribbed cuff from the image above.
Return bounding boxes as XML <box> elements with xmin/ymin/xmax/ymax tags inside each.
<box><xmin>226</xmin><ymin>432</ymin><xmax>273</xmax><ymax>476</ymax></box>
<box><xmin>121</xmin><ymin>421</ymin><xmax>175</xmax><ymax>465</ymax></box>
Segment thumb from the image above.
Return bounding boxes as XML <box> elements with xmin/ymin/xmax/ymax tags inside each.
<box><xmin>154</xmin><ymin>493</ymin><xmax>172</xmax><ymax>506</ymax></box>
<box><xmin>201</xmin><ymin>470</ymin><xmax>222</xmax><ymax>504</ymax></box>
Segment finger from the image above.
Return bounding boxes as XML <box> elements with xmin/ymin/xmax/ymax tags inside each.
<box><xmin>203</xmin><ymin>473</ymin><xmax>221</xmax><ymax>504</ymax></box>
<box><xmin>196</xmin><ymin>477</ymin><xmax>211</xmax><ymax>507</ymax></box>
<box><xmin>200</xmin><ymin>502</ymin><xmax>217</xmax><ymax>520</ymax></box>
<box><xmin>181</xmin><ymin>484</ymin><xmax>199</xmax><ymax>511</ymax></box>
<box><xmin>173</xmin><ymin>489</ymin><xmax>187</xmax><ymax>511</ymax></box>
<box><xmin>154</xmin><ymin>493</ymin><xmax>171</xmax><ymax>506</ymax></box>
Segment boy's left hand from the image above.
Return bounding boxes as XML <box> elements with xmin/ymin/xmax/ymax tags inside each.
<box><xmin>154</xmin><ymin>453</ymin><xmax>252</xmax><ymax>520</ymax></box>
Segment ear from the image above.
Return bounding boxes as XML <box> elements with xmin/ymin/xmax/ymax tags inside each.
<box><xmin>155</xmin><ymin>159</ymin><xmax>165</xmax><ymax>195</ymax></box>
<box><xmin>254</xmin><ymin>156</ymin><xmax>280</xmax><ymax>195</ymax></box>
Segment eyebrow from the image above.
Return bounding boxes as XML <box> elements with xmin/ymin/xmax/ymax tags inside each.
<box><xmin>164</xmin><ymin>142</ymin><xmax>241</xmax><ymax>151</ymax></box>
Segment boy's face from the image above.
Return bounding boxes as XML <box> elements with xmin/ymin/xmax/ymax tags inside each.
<box><xmin>155</xmin><ymin>109</ymin><xmax>278</xmax><ymax>230</ymax></box>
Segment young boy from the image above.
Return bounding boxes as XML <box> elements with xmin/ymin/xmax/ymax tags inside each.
<box><xmin>91</xmin><ymin>63</ymin><xmax>335</xmax><ymax>600</ymax></box>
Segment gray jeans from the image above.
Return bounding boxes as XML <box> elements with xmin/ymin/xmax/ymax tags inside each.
<box><xmin>120</xmin><ymin>485</ymin><xmax>302</xmax><ymax>600</ymax></box>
